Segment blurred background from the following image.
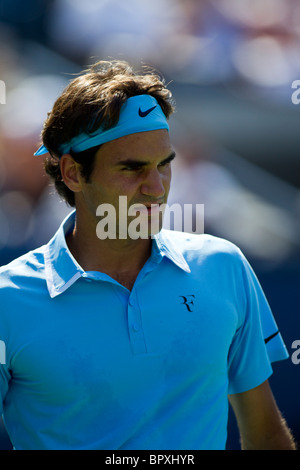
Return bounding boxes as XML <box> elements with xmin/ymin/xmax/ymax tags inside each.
<box><xmin>0</xmin><ymin>0</ymin><xmax>299</xmax><ymax>450</ymax></box>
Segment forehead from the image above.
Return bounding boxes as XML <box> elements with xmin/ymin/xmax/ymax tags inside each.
<box><xmin>95</xmin><ymin>129</ymin><xmax>172</xmax><ymax>164</ymax></box>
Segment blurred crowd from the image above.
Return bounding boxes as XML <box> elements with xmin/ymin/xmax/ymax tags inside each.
<box><xmin>0</xmin><ymin>0</ymin><xmax>299</xmax><ymax>266</ymax></box>
<box><xmin>0</xmin><ymin>0</ymin><xmax>300</xmax><ymax>450</ymax></box>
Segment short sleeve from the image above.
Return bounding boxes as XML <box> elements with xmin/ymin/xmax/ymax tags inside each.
<box><xmin>0</xmin><ymin>288</ymin><xmax>12</xmax><ymax>415</ymax></box>
<box><xmin>0</xmin><ymin>347</ymin><xmax>10</xmax><ymax>415</ymax></box>
<box><xmin>227</xmin><ymin>251</ymin><xmax>288</xmax><ymax>395</ymax></box>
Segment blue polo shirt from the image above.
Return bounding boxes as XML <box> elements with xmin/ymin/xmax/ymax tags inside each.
<box><xmin>0</xmin><ymin>211</ymin><xmax>288</xmax><ymax>450</ymax></box>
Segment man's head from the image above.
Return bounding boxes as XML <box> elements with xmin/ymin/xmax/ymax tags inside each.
<box><xmin>39</xmin><ymin>60</ymin><xmax>175</xmax><ymax>207</ymax></box>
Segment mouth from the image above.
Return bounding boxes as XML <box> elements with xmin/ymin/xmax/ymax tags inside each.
<box><xmin>146</xmin><ymin>204</ymin><xmax>162</xmax><ymax>215</ymax></box>
<box><xmin>126</xmin><ymin>202</ymin><xmax>165</xmax><ymax>236</ymax></box>
<box><xmin>133</xmin><ymin>203</ymin><xmax>164</xmax><ymax>216</ymax></box>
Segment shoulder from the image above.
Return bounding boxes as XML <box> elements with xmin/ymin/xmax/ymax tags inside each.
<box><xmin>158</xmin><ymin>230</ymin><xmax>250</xmax><ymax>284</ymax></box>
<box><xmin>161</xmin><ymin>229</ymin><xmax>244</xmax><ymax>262</ymax></box>
<box><xmin>0</xmin><ymin>246</ymin><xmax>46</xmax><ymax>292</ymax></box>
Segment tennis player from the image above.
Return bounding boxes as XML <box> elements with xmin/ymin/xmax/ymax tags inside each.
<box><xmin>0</xmin><ymin>60</ymin><xmax>296</xmax><ymax>450</ymax></box>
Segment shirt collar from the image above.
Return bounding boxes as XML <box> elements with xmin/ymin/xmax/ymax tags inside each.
<box><xmin>44</xmin><ymin>210</ymin><xmax>83</xmax><ymax>298</ymax></box>
<box><xmin>45</xmin><ymin>210</ymin><xmax>190</xmax><ymax>298</ymax></box>
<box><xmin>152</xmin><ymin>230</ymin><xmax>191</xmax><ymax>273</ymax></box>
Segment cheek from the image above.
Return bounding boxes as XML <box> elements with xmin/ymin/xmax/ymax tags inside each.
<box><xmin>81</xmin><ymin>179</ymin><xmax>112</xmax><ymax>209</ymax></box>
<box><xmin>88</xmin><ymin>177</ymin><xmax>136</xmax><ymax>207</ymax></box>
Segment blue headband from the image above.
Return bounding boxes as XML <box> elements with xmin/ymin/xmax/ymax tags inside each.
<box><xmin>34</xmin><ymin>94</ymin><xmax>169</xmax><ymax>156</ymax></box>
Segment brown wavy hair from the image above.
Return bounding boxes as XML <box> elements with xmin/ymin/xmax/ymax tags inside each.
<box><xmin>41</xmin><ymin>60</ymin><xmax>175</xmax><ymax>206</ymax></box>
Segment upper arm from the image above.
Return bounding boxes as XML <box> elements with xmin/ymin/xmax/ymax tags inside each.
<box><xmin>229</xmin><ymin>380</ymin><xmax>296</xmax><ymax>450</ymax></box>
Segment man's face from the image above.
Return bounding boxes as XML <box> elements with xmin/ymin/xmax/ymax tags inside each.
<box><xmin>76</xmin><ymin>129</ymin><xmax>175</xmax><ymax>238</ymax></box>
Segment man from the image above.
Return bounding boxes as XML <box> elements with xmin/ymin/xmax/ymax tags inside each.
<box><xmin>0</xmin><ymin>60</ymin><xmax>296</xmax><ymax>450</ymax></box>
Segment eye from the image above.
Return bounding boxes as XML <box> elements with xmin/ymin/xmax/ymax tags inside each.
<box><xmin>122</xmin><ymin>164</ymin><xmax>143</xmax><ymax>172</ymax></box>
<box><xmin>158</xmin><ymin>152</ymin><xmax>176</xmax><ymax>168</ymax></box>
<box><xmin>158</xmin><ymin>157</ymin><xmax>174</xmax><ymax>168</ymax></box>
<box><xmin>158</xmin><ymin>160</ymin><xmax>170</xmax><ymax>167</ymax></box>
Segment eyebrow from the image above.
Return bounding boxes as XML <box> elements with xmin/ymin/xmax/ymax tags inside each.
<box><xmin>117</xmin><ymin>150</ymin><xmax>176</xmax><ymax>168</ymax></box>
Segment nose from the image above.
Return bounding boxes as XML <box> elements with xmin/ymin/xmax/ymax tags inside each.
<box><xmin>140</xmin><ymin>168</ymin><xmax>166</xmax><ymax>199</ymax></box>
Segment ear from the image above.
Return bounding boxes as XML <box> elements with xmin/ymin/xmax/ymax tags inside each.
<box><xmin>60</xmin><ymin>155</ymin><xmax>83</xmax><ymax>193</ymax></box>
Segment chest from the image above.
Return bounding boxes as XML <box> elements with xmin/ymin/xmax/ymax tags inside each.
<box><xmin>7</xmin><ymin>270</ymin><xmax>239</xmax><ymax>401</ymax></box>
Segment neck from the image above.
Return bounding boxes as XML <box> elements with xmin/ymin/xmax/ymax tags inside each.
<box><xmin>66</xmin><ymin>210</ymin><xmax>152</xmax><ymax>283</ymax></box>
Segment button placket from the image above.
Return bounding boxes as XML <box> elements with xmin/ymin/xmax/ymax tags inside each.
<box><xmin>127</xmin><ymin>290</ymin><xmax>147</xmax><ymax>355</ymax></box>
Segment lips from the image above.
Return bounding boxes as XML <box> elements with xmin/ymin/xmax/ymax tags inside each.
<box><xmin>145</xmin><ymin>204</ymin><xmax>161</xmax><ymax>214</ymax></box>
<box><xmin>129</xmin><ymin>203</ymin><xmax>163</xmax><ymax>216</ymax></box>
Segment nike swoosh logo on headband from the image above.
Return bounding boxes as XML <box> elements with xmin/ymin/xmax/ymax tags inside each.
<box><xmin>138</xmin><ymin>105</ymin><xmax>157</xmax><ymax>118</ymax></box>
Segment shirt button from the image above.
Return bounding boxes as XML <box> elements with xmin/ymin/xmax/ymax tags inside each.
<box><xmin>129</xmin><ymin>296</ymin><xmax>135</xmax><ymax>306</ymax></box>
<box><xmin>132</xmin><ymin>323</ymin><xmax>140</xmax><ymax>332</ymax></box>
